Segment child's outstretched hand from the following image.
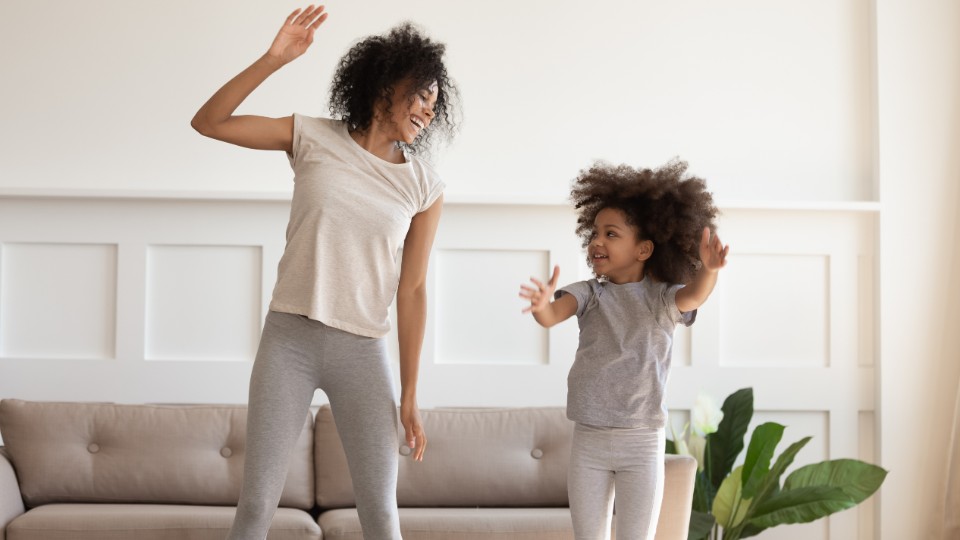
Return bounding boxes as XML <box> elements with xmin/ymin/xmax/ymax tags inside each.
<box><xmin>699</xmin><ymin>227</ymin><xmax>730</xmax><ymax>271</ymax></box>
<box><xmin>520</xmin><ymin>265</ymin><xmax>560</xmax><ymax>314</ymax></box>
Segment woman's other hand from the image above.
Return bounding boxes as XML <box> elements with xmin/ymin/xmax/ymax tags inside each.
<box><xmin>400</xmin><ymin>398</ymin><xmax>427</xmax><ymax>462</ymax></box>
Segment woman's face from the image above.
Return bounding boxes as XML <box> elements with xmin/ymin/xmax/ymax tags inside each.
<box><xmin>376</xmin><ymin>78</ymin><xmax>439</xmax><ymax>144</ymax></box>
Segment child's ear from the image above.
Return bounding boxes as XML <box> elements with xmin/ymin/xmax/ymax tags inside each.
<box><xmin>637</xmin><ymin>240</ymin><xmax>654</xmax><ymax>261</ymax></box>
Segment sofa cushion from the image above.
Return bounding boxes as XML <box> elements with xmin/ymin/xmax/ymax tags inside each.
<box><xmin>315</xmin><ymin>407</ymin><xmax>572</xmax><ymax>508</ymax></box>
<box><xmin>7</xmin><ymin>504</ymin><xmax>320</xmax><ymax>540</ymax></box>
<box><xmin>0</xmin><ymin>399</ymin><xmax>314</xmax><ymax>509</ymax></box>
<box><xmin>318</xmin><ymin>507</ymin><xmax>574</xmax><ymax>540</ymax></box>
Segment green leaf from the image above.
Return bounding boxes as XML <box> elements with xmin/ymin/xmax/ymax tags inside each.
<box><xmin>708</xmin><ymin>388</ymin><xmax>753</xmax><ymax>490</ymax></box>
<box><xmin>666</xmin><ymin>438</ymin><xmax>677</xmax><ymax>454</ymax></box>
<box><xmin>739</xmin><ymin>459</ymin><xmax>889</xmax><ymax>533</ymax></box>
<box><xmin>746</xmin><ymin>486</ymin><xmax>854</xmax><ymax>528</ymax></box>
<box><xmin>783</xmin><ymin>459</ymin><xmax>888</xmax><ymax>504</ymax></box>
<box><xmin>738</xmin><ymin>522</ymin><xmax>767</xmax><ymax>538</ymax></box>
<box><xmin>741</xmin><ymin>422</ymin><xmax>785</xmax><ymax>499</ymax></box>
<box><xmin>692</xmin><ymin>470</ymin><xmax>717</xmax><ymax>513</ymax></box>
<box><xmin>725</xmin><ymin>437</ymin><xmax>812</xmax><ymax>539</ymax></box>
<box><xmin>713</xmin><ymin>465</ymin><xmax>751</xmax><ymax>528</ymax></box>
<box><xmin>734</xmin><ymin>436</ymin><xmax>812</xmax><ymax>530</ymax></box>
<box><xmin>687</xmin><ymin>510</ymin><xmax>715</xmax><ymax>540</ymax></box>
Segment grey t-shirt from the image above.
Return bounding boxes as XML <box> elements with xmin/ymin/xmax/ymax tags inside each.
<box><xmin>557</xmin><ymin>278</ymin><xmax>696</xmax><ymax>428</ymax></box>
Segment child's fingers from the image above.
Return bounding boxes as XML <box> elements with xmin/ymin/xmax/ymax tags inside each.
<box><xmin>547</xmin><ymin>265</ymin><xmax>560</xmax><ymax>287</ymax></box>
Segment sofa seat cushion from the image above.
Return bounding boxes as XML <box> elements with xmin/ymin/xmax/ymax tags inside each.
<box><xmin>319</xmin><ymin>507</ymin><xmax>574</xmax><ymax>540</ymax></box>
<box><xmin>7</xmin><ymin>504</ymin><xmax>321</xmax><ymax>540</ymax></box>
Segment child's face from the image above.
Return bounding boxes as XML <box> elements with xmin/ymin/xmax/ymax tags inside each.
<box><xmin>588</xmin><ymin>207</ymin><xmax>652</xmax><ymax>283</ymax></box>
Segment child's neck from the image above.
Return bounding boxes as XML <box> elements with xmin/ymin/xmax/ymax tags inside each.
<box><xmin>602</xmin><ymin>265</ymin><xmax>646</xmax><ymax>285</ymax></box>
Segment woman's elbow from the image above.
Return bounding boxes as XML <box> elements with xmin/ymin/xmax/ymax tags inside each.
<box><xmin>190</xmin><ymin>115</ymin><xmax>212</xmax><ymax>137</ymax></box>
<box><xmin>396</xmin><ymin>282</ymin><xmax>427</xmax><ymax>302</ymax></box>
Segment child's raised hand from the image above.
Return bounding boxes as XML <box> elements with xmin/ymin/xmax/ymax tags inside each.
<box><xmin>266</xmin><ymin>5</ymin><xmax>328</xmax><ymax>65</ymax></box>
<box><xmin>699</xmin><ymin>227</ymin><xmax>730</xmax><ymax>271</ymax></box>
<box><xmin>520</xmin><ymin>265</ymin><xmax>560</xmax><ymax>314</ymax></box>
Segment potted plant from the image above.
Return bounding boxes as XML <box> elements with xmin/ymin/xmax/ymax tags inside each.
<box><xmin>666</xmin><ymin>388</ymin><xmax>887</xmax><ymax>540</ymax></box>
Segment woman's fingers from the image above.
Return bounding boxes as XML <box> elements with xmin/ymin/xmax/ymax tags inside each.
<box><xmin>293</xmin><ymin>5</ymin><xmax>315</xmax><ymax>25</ymax></box>
<box><xmin>308</xmin><ymin>13</ymin><xmax>328</xmax><ymax>31</ymax></box>
<box><xmin>415</xmin><ymin>431</ymin><xmax>427</xmax><ymax>461</ymax></box>
<box><xmin>284</xmin><ymin>8</ymin><xmax>303</xmax><ymax>25</ymax></box>
<box><xmin>298</xmin><ymin>5</ymin><xmax>326</xmax><ymax>27</ymax></box>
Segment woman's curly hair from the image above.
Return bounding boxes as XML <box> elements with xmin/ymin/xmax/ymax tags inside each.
<box><xmin>571</xmin><ymin>159</ymin><xmax>719</xmax><ymax>284</ymax></box>
<box><xmin>328</xmin><ymin>22</ymin><xmax>459</xmax><ymax>155</ymax></box>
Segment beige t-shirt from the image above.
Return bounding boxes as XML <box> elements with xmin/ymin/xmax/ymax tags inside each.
<box><xmin>269</xmin><ymin>115</ymin><xmax>445</xmax><ymax>338</ymax></box>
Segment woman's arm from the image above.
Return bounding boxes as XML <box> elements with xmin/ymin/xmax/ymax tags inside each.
<box><xmin>395</xmin><ymin>195</ymin><xmax>444</xmax><ymax>462</ymax></box>
<box><xmin>190</xmin><ymin>5</ymin><xmax>327</xmax><ymax>151</ymax></box>
<box><xmin>676</xmin><ymin>227</ymin><xmax>730</xmax><ymax>313</ymax></box>
<box><xmin>519</xmin><ymin>265</ymin><xmax>578</xmax><ymax>328</ymax></box>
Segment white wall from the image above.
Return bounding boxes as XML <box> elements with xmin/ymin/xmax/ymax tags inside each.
<box><xmin>0</xmin><ymin>0</ymin><xmax>873</xmax><ymax>202</ymax></box>
<box><xmin>2</xmin><ymin>0</ymin><xmax>958</xmax><ymax>538</ymax></box>
<box><xmin>876</xmin><ymin>1</ymin><xmax>960</xmax><ymax>539</ymax></box>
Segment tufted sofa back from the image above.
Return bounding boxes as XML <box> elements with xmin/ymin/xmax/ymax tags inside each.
<box><xmin>314</xmin><ymin>406</ymin><xmax>573</xmax><ymax>508</ymax></box>
<box><xmin>0</xmin><ymin>399</ymin><xmax>315</xmax><ymax>509</ymax></box>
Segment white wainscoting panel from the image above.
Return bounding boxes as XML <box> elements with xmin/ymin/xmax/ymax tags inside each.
<box><xmin>673</xmin><ymin>324</ymin><xmax>693</xmax><ymax>367</ymax></box>
<box><xmin>413</xmin><ymin>203</ymin><xmax>583</xmax><ymax>409</ymax></box>
<box><xmin>0</xmin><ymin>242</ymin><xmax>117</xmax><ymax>360</ymax></box>
<box><xmin>145</xmin><ymin>245</ymin><xmax>261</xmax><ymax>362</ymax></box>
<box><xmin>435</xmin><ymin>248</ymin><xmax>549</xmax><ymax>365</ymax></box>
<box><xmin>720</xmin><ymin>254</ymin><xmax>830</xmax><ymax>367</ymax></box>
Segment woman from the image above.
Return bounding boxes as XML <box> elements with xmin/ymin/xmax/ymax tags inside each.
<box><xmin>191</xmin><ymin>6</ymin><xmax>458</xmax><ymax>539</ymax></box>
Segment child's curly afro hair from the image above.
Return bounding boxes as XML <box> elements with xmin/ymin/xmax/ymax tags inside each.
<box><xmin>328</xmin><ymin>22</ymin><xmax>459</xmax><ymax>155</ymax></box>
<box><xmin>571</xmin><ymin>159</ymin><xmax>719</xmax><ymax>285</ymax></box>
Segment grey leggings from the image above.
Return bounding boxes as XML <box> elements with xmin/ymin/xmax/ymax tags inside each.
<box><xmin>568</xmin><ymin>423</ymin><xmax>665</xmax><ymax>540</ymax></box>
<box><xmin>227</xmin><ymin>311</ymin><xmax>402</xmax><ymax>540</ymax></box>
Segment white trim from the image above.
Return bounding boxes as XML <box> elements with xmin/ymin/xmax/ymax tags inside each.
<box><xmin>0</xmin><ymin>188</ymin><xmax>883</xmax><ymax>212</ymax></box>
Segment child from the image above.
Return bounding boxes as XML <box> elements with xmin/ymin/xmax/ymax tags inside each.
<box><xmin>519</xmin><ymin>160</ymin><xmax>728</xmax><ymax>540</ymax></box>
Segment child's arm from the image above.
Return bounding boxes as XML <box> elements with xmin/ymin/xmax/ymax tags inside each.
<box><xmin>519</xmin><ymin>265</ymin><xmax>578</xmax><ymax>328</ymax></box>
<box><xmin>676</xmin><ymin>227</ymin><xmax>730</xmax><ymax>313</ymax></box>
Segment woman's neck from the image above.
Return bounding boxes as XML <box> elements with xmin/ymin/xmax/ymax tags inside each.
<box><xmin>349</xmin><ymin>123</ymin><xmax>406</xmax><ymax>164</ymax></box>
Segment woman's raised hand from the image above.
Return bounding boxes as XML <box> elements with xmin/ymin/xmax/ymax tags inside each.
<box><xmin>267</xmin><ymin>5</ymin><xmax>328</xmax><ymax>65</ymax></box>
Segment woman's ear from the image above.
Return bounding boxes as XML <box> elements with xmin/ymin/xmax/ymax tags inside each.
<box><xmin>637</xmin><ymin>239</ymin><xmax>654</xmax><ymax>261</ymax></box>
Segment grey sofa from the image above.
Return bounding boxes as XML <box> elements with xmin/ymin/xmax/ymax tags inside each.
<box><xmin>0</xmin><ymin>399</ymin><xmax>695</xmax><ymax>540</ymax></box>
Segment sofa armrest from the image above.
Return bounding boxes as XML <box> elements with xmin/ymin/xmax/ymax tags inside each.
<box><xmin>656</xmin><ymin>454</ymin><xmax>697</xmax><ymax>540</ymax></box>
<box><xmin>0</xmin><ymin>447</ymin><xmax>25</xmax><ymax>540</ymax></box>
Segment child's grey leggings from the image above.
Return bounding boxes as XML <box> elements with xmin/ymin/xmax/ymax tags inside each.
<box><xmin>568</xmin><ymin>423</ymin><xmax>665</xmax><ymax>540</ymax></box>
<box><xmin>227</xmin><ymin>311</ymin><xmax>402</xmax><ymax>540</ymax></box>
